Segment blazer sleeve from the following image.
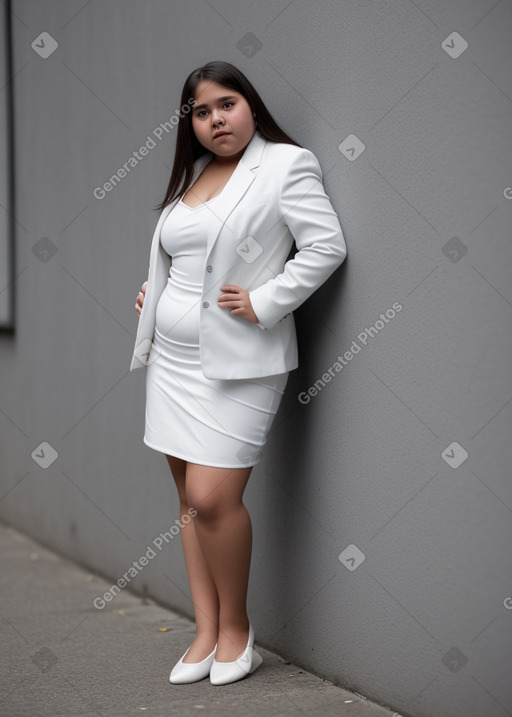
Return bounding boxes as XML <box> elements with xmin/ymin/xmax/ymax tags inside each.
<box><xmin>248</xmin><ymin>148</ymin><xmax>347</xmax><ymax>331</ymax></box>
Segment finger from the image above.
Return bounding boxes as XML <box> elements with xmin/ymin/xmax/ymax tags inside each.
<box><xmin>218</xmin><ymin>292</ymin><xmax>239</xmax><ymax>301</ymax></box>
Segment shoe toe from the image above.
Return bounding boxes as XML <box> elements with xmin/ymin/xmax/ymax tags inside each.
<box><xmin>169</xmin><ymin>646</ymin><xmax>216</xmax><ymax>684</ymax></box>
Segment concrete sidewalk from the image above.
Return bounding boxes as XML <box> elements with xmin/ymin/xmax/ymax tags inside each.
<box><xmin>0</xmin><ymin>520</ymin><xmax>399</xmax><ymax>717</ymax></box>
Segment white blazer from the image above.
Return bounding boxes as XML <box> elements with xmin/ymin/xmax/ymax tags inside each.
<box><xmin>130</xmin><ymin>128</ymin><xmax>347</xmax><ymax>379</ymax></box>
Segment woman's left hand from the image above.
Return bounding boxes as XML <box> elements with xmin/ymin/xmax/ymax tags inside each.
<box><xmin>217</xmin><ymin>285</ymin><xmax>259</xmax><ymax>324</ymax></box>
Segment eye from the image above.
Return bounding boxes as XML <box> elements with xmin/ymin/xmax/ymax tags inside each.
<box><xmin>196</xmin><ymin>101</ymin><xmax>234</xmax><ymax>118</ymax></box>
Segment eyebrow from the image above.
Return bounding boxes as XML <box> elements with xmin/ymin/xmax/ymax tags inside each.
<box><xmin>193</xmin><ymin>95</ymin><xmax>237</xmax><ymax>111</ymax></box>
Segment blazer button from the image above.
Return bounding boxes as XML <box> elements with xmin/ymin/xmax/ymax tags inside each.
<box><xmin>206</xmin><ymin>265</ymin><xmax>212</xmax><ymax>272</ymax></box>
<box><xmin>203</xmin><ymin>301</ymin><xmax>209</xmax><ymax>308</ymax></box>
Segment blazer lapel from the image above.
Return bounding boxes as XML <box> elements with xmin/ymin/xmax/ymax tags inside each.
<box><xmin>201</xmin><ymin>129</ymin><xmax>267</xmax><ymax>258</ymax></box>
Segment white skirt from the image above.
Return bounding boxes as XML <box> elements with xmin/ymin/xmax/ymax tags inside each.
<box><xmin>144</xmin><ymin>323</ymin><xmax>289</xmax><ymax>469</ymax></box>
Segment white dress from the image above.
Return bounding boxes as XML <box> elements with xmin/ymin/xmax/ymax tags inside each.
<box><xmin>143</xmin><ymin>193</ymin><xmax>289</xmax><ymax>468</ymax></box>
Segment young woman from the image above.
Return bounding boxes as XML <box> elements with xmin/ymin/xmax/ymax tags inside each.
<box><xmin>132</xmin><ymin>60</ymin><xmax>347</xmax><ymax>686</ymax></box>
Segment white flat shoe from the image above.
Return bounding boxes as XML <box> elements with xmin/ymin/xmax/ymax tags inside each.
<box><xmin>169</xmin><ymin>643</ymin><xmax>217</xmax><ymax>684</ymax></box>
<box><xmin>209</xmin><ymin>622</ymin><xmax>263</xmax><ymax>686</ymax></box>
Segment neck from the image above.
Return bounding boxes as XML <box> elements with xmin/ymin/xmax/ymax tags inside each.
<box><xmin>211</xmin><ymin>150</ymin><xmax>244</xmax><ymax>166</ymax></box>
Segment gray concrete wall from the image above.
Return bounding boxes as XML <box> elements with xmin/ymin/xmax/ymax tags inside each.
<box><xmin>1</xmin><ymin>2</ymin><xmax>511</xmax><ymax>716</ymax></box>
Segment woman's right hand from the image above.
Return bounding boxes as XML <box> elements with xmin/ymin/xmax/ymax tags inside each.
<box><xmin>135</xmin><ymin>280</ymin><xmax>147</xmax><ymax>317</ymax></box>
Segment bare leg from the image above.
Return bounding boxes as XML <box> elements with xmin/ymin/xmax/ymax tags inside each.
<box><xmin>185</xmin><ymin>461</ymin><xmax>253</xmax><ymax>662</ymax></box>
<box><xmin>165</xmin><ymin>454</ymin><xmax>219</xmax><ymax>662</ymax></box>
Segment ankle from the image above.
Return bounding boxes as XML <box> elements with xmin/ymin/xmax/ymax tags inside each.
<box><xmin>192</xmin><ymin>631</ymin><xmax>217</xmax><ymax>644</ymax></box>
<box><xmin>217</xmin><ymin>623</ymin><xmax>250</xmax><ymax>646</ymax></box>
<box><xmin>218</xmin><ymin>618</ymin><xmax>249</xmax><ymax>633</ymax></box>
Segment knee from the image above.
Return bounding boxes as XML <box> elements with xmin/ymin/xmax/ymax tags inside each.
<box><xmin>185</xmin><ymin>488</ymin><xmax>228</xmax><ymax>523</ymax></box>
<box><xmin>178</xmin><ymin>497</ymin><xmax>191</xmax><ymax>516</ymax></box>
<box><xmin>172</xmin><ymin>481</ymin><xmax>188</xmax><ymax>510</ymax></box>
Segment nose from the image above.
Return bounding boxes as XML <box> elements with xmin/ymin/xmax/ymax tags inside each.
<box><xmin>211</xmin><ymin>109</ymin><xmax>223</xmax><ymax>125</ymax></box>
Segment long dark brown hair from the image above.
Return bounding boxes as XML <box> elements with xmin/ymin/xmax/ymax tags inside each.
<box><xmin>154</xmin><ymin>60</ymin><xmax>302</xmax><ymax>212</ymax></box>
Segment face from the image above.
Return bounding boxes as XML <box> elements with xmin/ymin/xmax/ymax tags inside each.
<box><xmin>191</xmin><ymin>80</ymin><xmax>256</xmax><ymax>161</ymax></box>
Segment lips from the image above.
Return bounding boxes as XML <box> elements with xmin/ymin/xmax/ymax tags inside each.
<box><xmin>214</xmin><ymin>132</ymin><xmax>230</xmax><ymax>139</ymax></box>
